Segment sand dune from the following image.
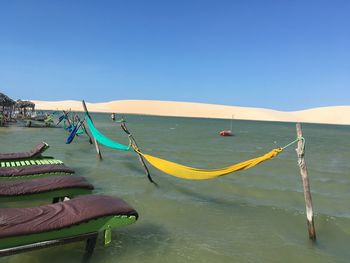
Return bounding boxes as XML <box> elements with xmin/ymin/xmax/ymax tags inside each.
<box><xmin>32</xmin><ymin>100</ymin><xmax>350</xmax><ymax>125</ymax></box>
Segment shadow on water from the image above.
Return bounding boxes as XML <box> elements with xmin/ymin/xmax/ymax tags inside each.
<box><xmin>121</xmin><ymin>160</ymin><xmax>146</xmax><ymax>174</ymax></box>
<box><xmin>165</xmin><ymin>179</ymin><xmax>243</xmax><ymax>208</ymax></box>
<box><xmin>164</xmin><ymin>180</ymin><xmax>350</xmax><ymax>262</ymax></box>
<box><xmin>92</xmin><ymin>223</ymin><xmax>171</xmax><ymax>262</ymax></box>
<box><xmin>311</xmin><ymin>216</ymin><xmax>350</xmax><ymax>261</ymax></box>
<box><xmin>0</xmin><ymin>223</ymin><xmax>169</xmax><ymax>263</ymax></box>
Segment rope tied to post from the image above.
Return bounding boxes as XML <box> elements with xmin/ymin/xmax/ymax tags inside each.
<box><xmin>281</xmin><ymin>136</ymin><xmax>305</xmax><ymax>150</ymax></box>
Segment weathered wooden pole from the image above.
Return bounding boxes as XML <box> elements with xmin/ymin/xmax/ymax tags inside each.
<box><xmin>81</xmin><ymin>122</ymin><xmax>93</xmax><ymax>145</ymax></box>
<box><xmin>120</xmin><ymin>122</ymin><xmax>157</xmax><ymax>186</ymax></box>
<box><xmin>82</xmin><ymin>100</ymin><xmax>102</xmax><ymax>159</ymax></box>
<box><xmin>75</xmin><ymin>115</ymin><xmax>93</xmax><ymax>145</ymax></box>
<box><xmin>62</xmin><ymin>110</ymin><xmax>72</xmax><ymax>126</ymax></box>
<box><xmin>296</xmin><ymin>123</ymin><xmax>316</xmax><ymax>240</ymax></box>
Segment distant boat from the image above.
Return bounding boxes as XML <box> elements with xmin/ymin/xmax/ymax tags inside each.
<box><xmin>219</xmin><ymin>115</ymin><xmax>234</xmax><ymax>136</ymax></box>
<box><xmin>219</xmin><ymin>130</ymin><xmax>233</xmax><ymax>136</ymax></box>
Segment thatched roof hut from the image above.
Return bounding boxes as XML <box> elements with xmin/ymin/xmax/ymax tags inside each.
<box><xmin>0</xmin><ymin>93</ymin><xmax>36</xmax><ymax>122</ymax></box>
<box><xmin>0</xmin><ymin>93</ymin><xmax>15</xmax><ymax>108</ymax></box>
<box><xmin>15</xmin><ymin>99</ymin><xmax>35</xmax><ymax>118</ymax></box>
<box><xmin>15</xmin><ymin>100</ymin><xmax>35</xmax><ymax>110</ymax></box>
<box><xmin>0</xmin><ymin>93</ymin><xmax>15</xmax><ymax>124</ymax></box>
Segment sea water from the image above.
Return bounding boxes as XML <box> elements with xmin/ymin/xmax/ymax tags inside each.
<box><xmin>0</xmin><ymin>114</ymin><xmax>349</xmax><ymax>263</ymax></box>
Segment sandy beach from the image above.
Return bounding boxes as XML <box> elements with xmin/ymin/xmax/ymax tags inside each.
<box><xmin>32</xmin><ymin>100</ymin><xmax>350</xmax><ymax>125</ymax></box>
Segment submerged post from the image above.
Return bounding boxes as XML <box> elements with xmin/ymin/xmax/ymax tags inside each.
<box><xmin>82</xmin><ymin>100</ymin><xmax>102</xmax><ymax>160</ymax></box>
<box><xmin>296</xmin><ymin>123</ymin><xmax>316</xmax><ymax>240</ymax></box>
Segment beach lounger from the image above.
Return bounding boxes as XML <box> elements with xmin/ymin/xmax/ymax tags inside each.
<box><xmin>0</xmin><ymin>142</ymin><xmax>50</xmax><ymax>161</ymax></box>
<box><xmin>0</xmin><ymin>164</ymin><xmax>75</xmax><ymax>179</ymax></box>
<box><xmin>0</xmin><ymin>158</ymin><xmax>64</xmax><ymax>168</ymax></box>
<box><xmin>0</xmin><ymin>175</ymin><xmax>94</xmax><ymax>203</ymax></box>
<box><xmin>0</xmin><ymin>195</ymin><xmax>138</xmax><ymax>262</ymax></box>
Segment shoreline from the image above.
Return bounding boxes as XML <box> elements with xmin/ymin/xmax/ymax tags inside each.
<box><xmin>32</xmin><ymin>100</ymin><xmax>350</xmax><ymax>126</ymax></box>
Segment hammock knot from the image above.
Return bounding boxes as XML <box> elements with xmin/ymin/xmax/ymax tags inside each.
<box><xmin>274</xmin><ymin>148</ymin><xmax>283</xmax><ymax>155</ymax></box>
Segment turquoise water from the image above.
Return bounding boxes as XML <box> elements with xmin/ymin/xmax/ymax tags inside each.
<box><xmin>1</xmin><ymin>114</ymin><xmax>350</xmax><ymax>263</ymax></box>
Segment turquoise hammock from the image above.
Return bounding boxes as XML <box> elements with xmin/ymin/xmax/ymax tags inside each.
<box><xmin>85</xmin><ymin>115</ymin><xmax>131</xmax><ymax>151</ymax></box>
<box><xmin>82</xmin><ymin>99</ymin><xmax>155</xmax><ymax>184</ymax></box>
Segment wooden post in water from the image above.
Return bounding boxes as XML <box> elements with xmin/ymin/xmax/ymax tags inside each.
<box><xmin>82</xmin><ymin>100</ymin><xmax>102</xmax><ymax>160</ymax></box>
<box><xmin>81</xmin><ymin>122</ymin><xmax>93</xmax><ymax>145</ymax></box>
<box><xmin>75</xmin><ymin>115</ymin><xmax>93</xmax><ymax>145</ymax></box>
<box><xmin>62</xmin><ymin>110</ymin><xmax>72</xmax><ymax>126</ymax></box>
<box><xmin>120</xmin><ymin>122</ymin><xmax>157</xmax><ymax>186</ymax></box>
<box><xmin>296</xmin><ymin>123</ymin><xmax>316</xmax><ymax>240</ymax></box>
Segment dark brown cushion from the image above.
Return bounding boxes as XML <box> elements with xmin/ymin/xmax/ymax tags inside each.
<box><xmin>0</xmin><ymin>195</ymin><xmax>138</xmax><ymax>238</ymax></box>
<box><xmin>0</xmin><ymin>143</ymin><xmax>49</xmax><ymax>161</ymax></box>
<box><xmin>0</xmin><ymin>176</ymin><xmax>94</xmax><ymax>196</ymax></box>
<box><xmin>0</xmin><ymin>164</ymin><xmax>75</xmax><ymax>177</ymax></box>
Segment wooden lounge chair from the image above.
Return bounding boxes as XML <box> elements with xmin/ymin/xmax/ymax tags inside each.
<box><xmin>0</xmin><ymin>158</ymin><xmax>64</xmax><ymax>168</ymax></box>
<box><xmin>0</xmin><ymin>142</ymin><xmax>50</xmax><ymax>161</ymax></box>
<box><xmin>0</xmin><ymin>175</ymin><xmax>94</xmax><ymax>203</ymax></box>
<box><xmin>0</xmin><ymin>195</ymin><xmax>138</xmax><ymax>262</ymax></box>
<box><xmin>0</xmin><ymin>164</ymin><xmax>75</xmax><ymax>179</ymax></box>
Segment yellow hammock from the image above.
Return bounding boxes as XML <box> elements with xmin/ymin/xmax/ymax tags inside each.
<box><xmin>135</xmin><ymin>148</ymin><xmax>283</xmax><ymax>180</ymax></box>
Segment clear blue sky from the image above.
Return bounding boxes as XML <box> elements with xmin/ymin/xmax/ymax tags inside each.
<box><xmin>0</xmin><ymin>0</ymin><xmax>349</xmax><ymax>110</ymax></box>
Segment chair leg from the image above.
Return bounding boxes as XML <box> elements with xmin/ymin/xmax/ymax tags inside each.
<box><xmin>52</xmin><ymin>197</ymin><xmax>60</xmax><ymax>203</ymax></box>
<box><xmin>82</xmin><ymin>234</ymin><xmax>98</xmax><ymax>263</ymax></box>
